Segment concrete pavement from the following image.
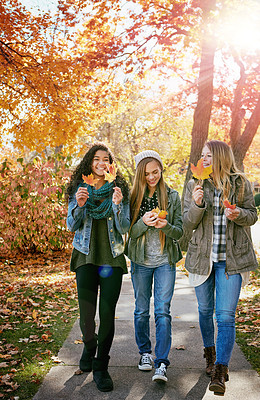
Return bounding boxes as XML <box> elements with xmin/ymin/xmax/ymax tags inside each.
<box><xmin>33</xmin><ymin>269</ymin><xmax>260</xmax><ymax>400</ymax></box>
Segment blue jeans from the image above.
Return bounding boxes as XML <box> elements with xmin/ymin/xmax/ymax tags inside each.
<box><xmin>195</xmin><ymin>261</ymin><xmax>242</xmax><ymax>366</ymax></box>
<box><xmin>131</xmin><ymin>262</ymin><xmax>176</xmax><ymax>367</ymax></box>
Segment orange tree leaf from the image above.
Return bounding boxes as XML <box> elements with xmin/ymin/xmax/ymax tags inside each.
<box><xmin>82</xmin><ymin>173</ymin><xmax>99</xmax><ymax>186</ymax></box>
<box><xmin>104</xmin><ymin>162</ymin><xmax>117</xmax><ymax>183</ymax></box>
<box><xmin>158</xmin><ymin>210</ymin><xmax>168</xmax><ymax>219</ymax></box>
<box><xmin>223</xmin><ymin>199</ymin><xmax>236</xmax><ymax>209</ymax></box>
<box><xmin>190</xmin><ymin>159</ymin><xmax>213</xmax><ymax>180</ymax></box>
<box><xmin>152</xmin><ymin>207</ymin><xmax>168</xmax><ymax>219</ymax></box>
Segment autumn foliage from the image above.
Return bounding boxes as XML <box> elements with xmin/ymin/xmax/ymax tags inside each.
<box><xmin>223</xmin><ymin>199</ymin><xmax>236</xmax><ymax>209</ymax></box>
<box><xmin>190</xmin><ymin>159</ymin><xmax>213</xmax><ymax>181</ymax></box>
<box><xmin>82</xmin><ymin>173</ymin><xmax>99</xmax><ymax>186</ymax></box>
<box><xmin>152</xmin><ymin>207</ymin><xmax>168</xmax><ymax>219</ymax></box>
<box><xmin>0</xmin><ymin>157</ymin><xmax>72</xmax><ymax>254</ymax></box>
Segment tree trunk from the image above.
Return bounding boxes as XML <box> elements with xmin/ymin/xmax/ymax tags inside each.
<box><xmin>179</xmin><ymin>1</ymin><xmax>216</xmax><ymax>250</ymax></box>
<box><xmin>181</xmin><ymin>0</ymin><xmax>216</xmax><ymax>205</ymax></box>
<box><xmin>232</xmin><ymin>94</ymin><xmax>260</xmax><ymax>170</ymax></box>
<box><xmin>229</xmin><ymin>57</ymin><xmax>246</xmax><ymax>149</ymax></box>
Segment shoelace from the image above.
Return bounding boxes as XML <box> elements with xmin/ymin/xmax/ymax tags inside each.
<box><xmin>156</xmin><ymin>364</ymin><xmax>166</xmax><ymax>374</ymax></box>
<box><xmin>142</xmin><ymin>353</ymin><xmax>152</xmax><ymax>364</ymax></box>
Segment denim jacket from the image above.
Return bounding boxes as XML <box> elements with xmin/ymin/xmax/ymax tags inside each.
<box><xmin>126</xmin><ymin>187</ymin><xmax>183</xmax><ymax>265</ymax></box>
<box><xmin>67</xmin><ymin>194</ymin><xmax>130</xmax><ymax>257</ymax></box>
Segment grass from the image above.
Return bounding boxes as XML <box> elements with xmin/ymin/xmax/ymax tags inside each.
<box><xmin>235</xmin><ymin>268</ymin><xmax>260</xmax><ymax>374</ymax></box>
<box><xmin>1</xmin><ymin>252</ymin><xmax>259</xmax><ymax>400</ymax></box>
<box><xmin>0</xmin><ymin>251</ymin><xmax>79</xmax><ymax>400</ymax></box>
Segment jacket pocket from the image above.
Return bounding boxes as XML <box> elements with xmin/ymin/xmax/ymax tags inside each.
<box><xmin>185</xmin><ymin>242</ymin><xmax>200</xmax><ymax>273</ymax></box>
<box><xmin>232</xmin><ymin>241</ymin><xmax>256</xmax><ymax>268</ymax></box>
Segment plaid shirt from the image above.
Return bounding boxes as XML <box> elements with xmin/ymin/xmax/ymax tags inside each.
<box><xmin>212</xmin><ymin>189</ymin><xmax>226</xmax><ymax>262</ymax></box>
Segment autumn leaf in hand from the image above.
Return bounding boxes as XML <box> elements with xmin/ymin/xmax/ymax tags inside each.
<box><xmin>190</xmin><ymin>159</ymin><xmax>213</xmax><ymax>181</ymax></box>
<box><xmin>223</xmin><ymin>199</ymin><xmax>236</xmax><ymax>209</ymax></box>
<box><xmin>82</xmin><ymin>173</ymin><xmax>99</xmax><ymax>186</ymax></box>
<box><xmin>104</xmin><ymin>162</ymin><xmax>117</xmax><ymax>183</ymax></box>
<box><xmin>152</xmin><ymin>207</ymin><xmax>168</xmax><ymax>219</ymax></box>
<box><xmin>158</xmin><ymin>210</ymin><xmax>168</xmax><ymax>219</ymax></box>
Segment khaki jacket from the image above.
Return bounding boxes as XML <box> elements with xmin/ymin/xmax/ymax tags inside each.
<box><xmin>183</xmin><ymin>176</ymin><xmax>259</xmax><ymax>275</ymax></box>
<box><xmin>126</xmin><ymin>187</ymin><xmax>183</xmax><ymax>266</ymax></box>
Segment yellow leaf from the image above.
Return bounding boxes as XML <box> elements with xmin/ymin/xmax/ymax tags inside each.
<box><xmin>151</xmin><ymin>207</ymin><xmax>168</xmax><ymax>219</ymax></box>
<box><xmin>190</xmin><ymin>159</ymin><xmax>212</xmax><ymax>180</ymax></box>
<box><xmin>104</xmin><ymin>162</ymin><xmax>117</xmax><ymax>183</ymax></box>
<box><xmin>82</xmin><ymin>173</ymin><xmax>99</xmax><ymax>186</ymax></box>
<box><xmin>74</xmin><ymin>339</ymin><xmax>83</xmax><ymax>344</ymax></box>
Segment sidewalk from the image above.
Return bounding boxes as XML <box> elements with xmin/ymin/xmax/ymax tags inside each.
<box><xmin>33</xmin><ymin>270</ymin><xmax>260</xmax><ymax>400</ymax></box>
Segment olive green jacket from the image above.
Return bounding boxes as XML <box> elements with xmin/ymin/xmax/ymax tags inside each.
<box><xmin>126</xmin><ymin>187</ymin><xmax>183</xmax><ymax>266</ymax></box>
<box><xmin>183</xmin><ymin>176</ymin><xmax>259</xmax><ymax>275</ymax></box>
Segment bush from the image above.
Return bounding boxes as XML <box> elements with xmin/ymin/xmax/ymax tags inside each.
<box><xmin>254</xmin><ymin>193</ymin><xmax>260</xmax><ymax>207</ymax></box>
<box><xmin>0</xmin><ymin>156</ymin><xmax>73</xmax><ymax>254</ymax></box>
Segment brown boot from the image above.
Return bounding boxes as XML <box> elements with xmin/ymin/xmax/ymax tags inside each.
<box><xmin>209</xmin><ymin>364</ymin><xmax>229</xmax><ymax>396</ymax></box>
<box><xmin>204</xmin><ymin>346</ymin><xmax>216</xmax><ymax>375</ymax></box>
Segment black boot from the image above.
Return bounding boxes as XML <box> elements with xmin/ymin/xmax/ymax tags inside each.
<box><xmin>79</xmin><ymin>346</ymin><xmax>96</xmax><ymax>372</ymax></box>
<box><xmin>209</xmin><ymin>364</ymin><xmax>229</xmax><ymax>396</ymax></box>
<box><xmin>92</xmin><ymin>357</ymin><xmax>113</xmax><ymax>392</ymax></box>
<box><xmin>204</xmin><ymin>346</ymin><xmax>216</xmax><ymax>376</ymax></box>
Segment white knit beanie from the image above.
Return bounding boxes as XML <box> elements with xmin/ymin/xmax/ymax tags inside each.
<box><xmin>134</xmin><ymin>150</ymin><xmax>163</xmax><ymax>169</ymax></box>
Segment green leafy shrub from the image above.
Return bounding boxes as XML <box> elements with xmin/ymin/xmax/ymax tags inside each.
<box><xmin>255</xmin><ymin>193</ymin><xmax>260</xmax><ymax>215</ymax></box>
<box><xmin>0</xmin><ymin>156</ymin><xmax>73</xmax><ymax>254</ymax></box>
<box><xmin>254</xmin><ymin>193</ymin><xmax>260</xmax><ymax>207</ymax></box>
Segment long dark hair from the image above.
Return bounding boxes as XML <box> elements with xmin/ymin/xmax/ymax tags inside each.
<box><xmin>66</xmin><ymin>142</ymin><xmax>129</xmax><ymax>201</ymax></box>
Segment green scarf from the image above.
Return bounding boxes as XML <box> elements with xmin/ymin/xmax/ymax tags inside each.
<box><xmin>84</xmin><ymin>181</ymin><xmax>114</xmax><ymax>219</ymax></box>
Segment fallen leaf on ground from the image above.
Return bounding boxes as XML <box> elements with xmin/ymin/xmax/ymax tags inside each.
<box><xmin>176</xmin><ymin>345</ymin><xmax>186</xmax><ymax>350</ymax></box>
<box><xmin>74</xmin><ymin>339</ymin><xmax>83</xmax><ymax>344</ymax></box>
<box><xmin>74</xmin><ymin>369</ymin><xmax>83</xmax><ymax>375</ymax></box>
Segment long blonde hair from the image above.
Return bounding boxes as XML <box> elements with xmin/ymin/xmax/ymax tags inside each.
<box><xmin>130</xmin><ymin>157</ymin><xmax>168</xmax><ymax>252</ymax></box>
<box><xmin>205</xmin><ymin>140</ymin><xmax>246</xmax><ymax>203</ymax></box>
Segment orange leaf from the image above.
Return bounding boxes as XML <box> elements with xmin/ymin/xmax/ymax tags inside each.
<box><xmin>158</xmin><ymin>210</ymin><xmax>168</xmax><ymax>219</ymax></box>
<box><xmin>152</xmin><ymin>207</ymin><xmax>168</xmax><ymax>219</ymax></box>
<box><xmin>104</xmin><ymin>162</ymin><xmax>117</xmax><ymax>183</ymax></box>
<box><xmin>82</xmin><ymin>173</ymin><xmax>99</xmax><ymax>186</ymax></box>
<box><xmin>223</xmin><ymin>199</ymin><xmax>236</xmax><ymax>209</ymax></box>
<box><xmin>152</xmin><ymin>207</ymin><xmax>160</xmax><ymax>214</ymax></box>
<box><xmin>190</xmin><ymin>159</ymin><xmax>212</xmax><ymax>180</ymax></box>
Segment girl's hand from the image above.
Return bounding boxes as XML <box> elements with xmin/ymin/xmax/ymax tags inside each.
<box><xmin>142</xmin><ymin>211</ymin><xmax>158</xmax><ymax>226</ymax></box>
<box><xmin>154</xmin><ymin>218</ymin><xmax>167</xmax><ymax>229</ymax></box>
<box><xmin>192</xmin><ymin>184</ymin><xmax>204</xmax><ymax>206</ymax></box>
<box><xmin>225</xmin><ymin>207</ymin><xmax>240</xmax><ymax>221</ymax></box>
<box><xmin>76</xmin><ymin>187</ymin><xmax>89</xmax><ymax>207</ymax></box>
<box><xmin>112</xmin><ymin>186</ymin><xmax>123</xmax><ymax>205</ymax></box>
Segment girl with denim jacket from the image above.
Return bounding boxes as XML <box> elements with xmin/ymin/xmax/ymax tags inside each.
<box><xmin>126</xmin><ymin>150</ymin><xmax>183</xmax><ymax>383</ymax></box>
<box><xmin>66</xmin><ymin>143</ymin><xmax>130</xmax><ymax>392</ymax></box>
<box><xmin>183</xmin><ymin>140</ymin><xmax>258</xmax><ymax>396</ymax></box>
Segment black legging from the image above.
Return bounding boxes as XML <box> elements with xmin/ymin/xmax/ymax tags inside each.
<box><xmin>76</xmin><ymin>264</ymin><xmax>123</xmax><ymax>360</ymax></box>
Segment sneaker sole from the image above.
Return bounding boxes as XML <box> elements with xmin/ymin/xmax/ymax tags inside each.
<box><xmin>152</xmin><ymin>375</ymin><xmax>168</xmax><ymax>382</ymax></box>
<box><xmin>138</xmin><ymin>365</ymin><xmax>153</xmax><ymax>371</ymax></box>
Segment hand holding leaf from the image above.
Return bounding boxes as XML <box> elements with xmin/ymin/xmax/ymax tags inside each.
<box><xmin>190</xmin><ymin>159</ymin><xmax>212</xmax><ymax>184</ymax></box>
